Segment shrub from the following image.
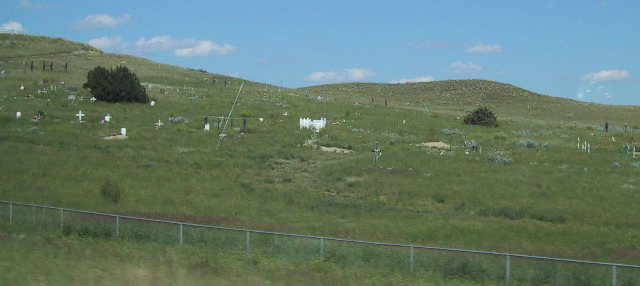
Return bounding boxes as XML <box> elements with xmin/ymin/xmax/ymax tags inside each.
<box><xmin>83</xmin><ymin>65</ymin><xmax>148</xmax><ymax>103</ymax></box>
<box><xmin>493</xmin><ymin>132</ymin><xmax>507</xmax><ymax>140</ymax></box>
<box><xmin>238</xmin><ymin>109</ymin><xmax>252</xmax><ymax>118</ymax></box>
<box><xmin>442</xmin><ymin>128</ymin><xmax>464</xmax><ymax>136</ymax></box>
<box><xmin>489</xmin><ymin>153</ymin><xmax>513</xmax><ymax>164</ymax></box>
<box><xmin>169</xmin><ymin>116</ymin><xmax>189</xmax><ymax>124</ymax></box>
<box><xmin>517</xmin><ymin>140</ymin><xmax>539</xmax><ymax>149</ymax></box>
<box><xmin>463</xmin><ymin>106</ymin><xmax>498</xmax><ymax>127</ymax></box>
<box><xmin>100</xmin><ymin>177</ymin><xmax>122</xmax><ymax>204</ymax></box>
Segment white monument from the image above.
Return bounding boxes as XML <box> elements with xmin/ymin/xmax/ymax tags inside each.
<box><xmin>76</xmin><ymin>110</ymin><xmax>85</xmax><ymax>121</ymax></box>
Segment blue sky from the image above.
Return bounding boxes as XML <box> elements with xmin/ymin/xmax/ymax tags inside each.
<box><xmin>2</xmin><ymin>0</ymin><xmax>639</xmax><ymax>105</ymax></box>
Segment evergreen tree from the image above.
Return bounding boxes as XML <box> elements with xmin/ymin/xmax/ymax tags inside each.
<box><xmin>83</xmin><ymin>65</ymin><xmax>148</xmax><ymax>103</ymax></box>
<box><xmin>463</xmin><ymin>106</ymin><xmax>498</xmax><ymax>127</ymax></box>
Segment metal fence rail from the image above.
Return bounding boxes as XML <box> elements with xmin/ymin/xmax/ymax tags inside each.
<box><xmin>1</xmin><ymin>200</ymin><xmax>639</xmax><ymax>285</ymax></box>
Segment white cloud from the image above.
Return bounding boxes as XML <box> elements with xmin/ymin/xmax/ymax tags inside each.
<box><xmin>304</xmin><ymin>71</ymin><xmax>340</xmax><ymax>82</ymax></box>
<box><xmin>389</xmin><ymin>76</ymin><xmax>435</xmax><ymax>84</ymax></box>
<box><xmin>174</xmin><ymin>40</ymin><xmax>237</xmax><ymax>57</ymax></box>
<box><xmin>135</xmin><ymin>36</ymin><xmax>236</xmax><ymax>57</ymax></box>
<box><xmin>466</xmin><ymin>43</ymin><xmax>502</xmax><ymax>54</ymax></box>
<box><xmin>88</xmin><ymin>36</ymin><xmax>125</xmax><ymax>50</ymax></box>
<box><xmin>135</xmin><ymin>36</ymin><xmax>180</xmax><ymax>52</ymax></box>
<box><xmin>1</xmin><ymin>21</ymin><xmax>26</xmax><ymax>33</ymax></box>
<box><xmin>70</xmin><ymin>14</ymin><xmax>130</xmax><ymax>30</ymax></box>
<box><xmin>304</xmin><ymin>68</ymin><xmax>375</xmax><ymax>83</ymax></box>
<box><xmin>446</xmin><ymin>62</ymin><xmax>483</xmax><ymax>75</ymax></box>
<box><xmin>18</xmin><ymin>0</ymin><xmax>60</xmax><ymax>9</ymax></box>
<box><xmin>344</xmin><ymin>68</ymin><xmax>375</xmax><ymax>81</ymax></box>
<box><xmin>580</xmin><ymin>70</ymin><xmax>630</xmax><ymax>83</ymax></box>
<box><xmin>87</xmin><ymin>35</ymin><xmax>237</xmax><ymax>58</ymax></box>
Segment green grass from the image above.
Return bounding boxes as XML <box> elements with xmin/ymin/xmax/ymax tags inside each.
<box><xmin>2</xmin><ymin>33</ymin><xmax>640</xmax><ymax>285</ymax></box>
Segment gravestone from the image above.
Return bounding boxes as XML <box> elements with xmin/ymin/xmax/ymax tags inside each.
<box><xmin>76</xmin><ymin>110</ymin><xmax>85</xmax><ymax>121</ymax></box>
<box><xmin>16</xmin><ymin>111</ymin><xmax>21</xmax><ymax>118</ymax></box>
<box><xmin>120</xmin><ymin>128</ymin><xmax>127</xmax><ymax>136</ymax></box>
<box><xmin>105</xmin><ymin>114</ymin><xmax>112</xmax><ymax>122</ymax></box>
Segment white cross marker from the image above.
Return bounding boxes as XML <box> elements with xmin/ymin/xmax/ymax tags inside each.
<box><xmin>76</xmin><ymin>110</ymin><xmax>85</xmax><ymax>121</ymax></box>
<box><xmin>155</xmin><ymin>119</ymin><xmax>164</xmax><ymax>128</ymax></box>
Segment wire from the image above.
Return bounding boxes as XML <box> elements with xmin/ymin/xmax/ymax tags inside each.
<box><xmin>216</xmin><ymin>82</ymin><xmax>244</xmax><ymax>150</ymax></box>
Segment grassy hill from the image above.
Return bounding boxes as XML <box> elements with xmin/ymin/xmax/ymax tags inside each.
<box><xmin>2</xmin><ymin>34</ymin><xmax>640</xmax><ymax>285</ymax></box>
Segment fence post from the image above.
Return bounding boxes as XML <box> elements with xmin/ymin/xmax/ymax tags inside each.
<box><xmin>179</xmin><ymin>223</ymin><xmax>184</xmax><ymax>245</ymax></box>
<box><xmin>60</xmin><ymin>209</ymin><xmax>64</xmax><ymax>229</ymax></box>
<box><xmin>410</xmin><ymin>246</ymin><xmax>414</xmax><ymax>272</ymax></box>
<box><xmin>116</xmin><ymin>216</ymin><xmax>120</xmax><ymax>237</ymax></box>
<box><xmin>506</xmin><ymin>255</ymin><xmax>511</xmax><ymax>282</ymax></box>
<box><xmin>612</xmin><ymin>265</ymin><xmax>617</xmax><ymax>286</ymax></box>
<box><xmin>246</xmin><ymin>231</ymin><xmax>250</xmax><ymax>253</ymax></box>
<box><xmin>9</xmin><ymin>202</ymin><xmax>12</xmax><ymax>224</ymax></box>
<box><xmin>320</xmin><ymin>238</ymin><xmax>324</xmax><ymax>259</ymax></box>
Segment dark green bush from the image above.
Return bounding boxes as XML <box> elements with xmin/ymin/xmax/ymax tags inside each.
<box><xmin>83</xmin><ymin>65</ymin><xmax>148</xmax><ymax>103</ymax></box>
<box><xmin>100</xmin><ymin>177</ymin><xmax>122</xmax><ymax>204</ymax></box>
<box><xmin>463</xmin><ymin>106</ymin><xmax>498</xmax><ymax>127</ymax></box>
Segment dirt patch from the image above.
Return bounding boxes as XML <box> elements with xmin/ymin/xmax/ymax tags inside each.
<box><xmin>416</xmin><ymin>141</ymin><xmax>451</xmax><ymax>149</ymax></box>
<box><xmin>102</xmin><ymin>135</ymin><xmax>128</xmax><ymax>140</ymax></box>
<box><xmin>320</xmin><ymin>146</ymin><xmax>354</xmax><ymax>153</ymax></box>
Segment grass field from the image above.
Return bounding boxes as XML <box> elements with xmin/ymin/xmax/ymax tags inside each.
<box><xmin>2</xmin><ymin>33</ymin><xmax>640</xmax><ymax>285</ymax></box>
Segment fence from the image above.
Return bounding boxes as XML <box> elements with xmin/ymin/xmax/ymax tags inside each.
<box><xmin>1</xmin><ymin>200</ymin><xmax>639</xmax><ymax>285</ymax></box>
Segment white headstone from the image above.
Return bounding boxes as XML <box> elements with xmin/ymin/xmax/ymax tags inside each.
<box><xmin>76</xmin><ymin>110</ymin><xmax>85</xmax><ymax>121</ymax></box>
<box><xmin>150</xmin><ymin>101</ymin><xmax>155</xmax><ymax>106</ymax></box>
<box><xmin>105</xmin><ymin>114</ymin><xmax>111</xmax><ymax>122</ymax></box>
<box><xmin>20</xmin><ymin>84</ymin><xmax>24</xmax><ymax>91</ymax></box>
<box><xmin>259</xmin><ymin>118</ymin><xmax>264</xmax><ymax>122</ymax></box>
<box><xmin>16</xmin><ymin>111</ymin><xmax>21</xmax><ymax>118</ymax></box>
<box><xmin>120</xmin><ymin>128</ymin><xmax>127</xmax><ymax>136</ymax></box>
<box><xmin>204</xmin><ymin>123</ymin><xmax>210</xmax><ymax>131</ymax></box>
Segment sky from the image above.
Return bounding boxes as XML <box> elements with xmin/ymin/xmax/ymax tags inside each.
<box><xmin>2</xmin><ymin>0</ymin><xmax>639</xmax><ymax>105</ymax></box>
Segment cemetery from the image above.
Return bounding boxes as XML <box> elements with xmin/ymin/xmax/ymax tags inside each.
<box><xmin>2</xmin><ymin>34</ymin><xmax>640</xmax><ymax>285</ymax></box>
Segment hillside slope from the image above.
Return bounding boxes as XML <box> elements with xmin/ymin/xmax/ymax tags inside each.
<box><xmin>2</xmin><ymin>34</ymin><xmax>640</xmax><ymax>272</ymax></box>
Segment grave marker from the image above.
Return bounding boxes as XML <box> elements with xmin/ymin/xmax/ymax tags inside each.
<box><xmin>75</xmin><ymin>110</ymin><xmax>85</xmax><ymax>121</ymax></box>
<box><xmin>372</xmin><ymin>142</ymin><xmax>382</xmax><ymax>162</ymax></box>
<box><xmin>155</xmin><ymin>119</ymin><xmax>164</xmax><ymax>129</ymax></box>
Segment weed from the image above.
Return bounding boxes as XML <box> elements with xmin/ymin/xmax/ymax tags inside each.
<box><xmin>488</xmin><ymin>153</ymin><xmax>513</xmax><ymax>164</ymax></box>
<box><xmin>169</xmin><ymin>116</ymin><xmax>189</xmax><ymax>124</ymax></box>
<box><xmin>100</xmin><ymin>177</ymin><xmax>122</xmax><ymax>204</ymax></box>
